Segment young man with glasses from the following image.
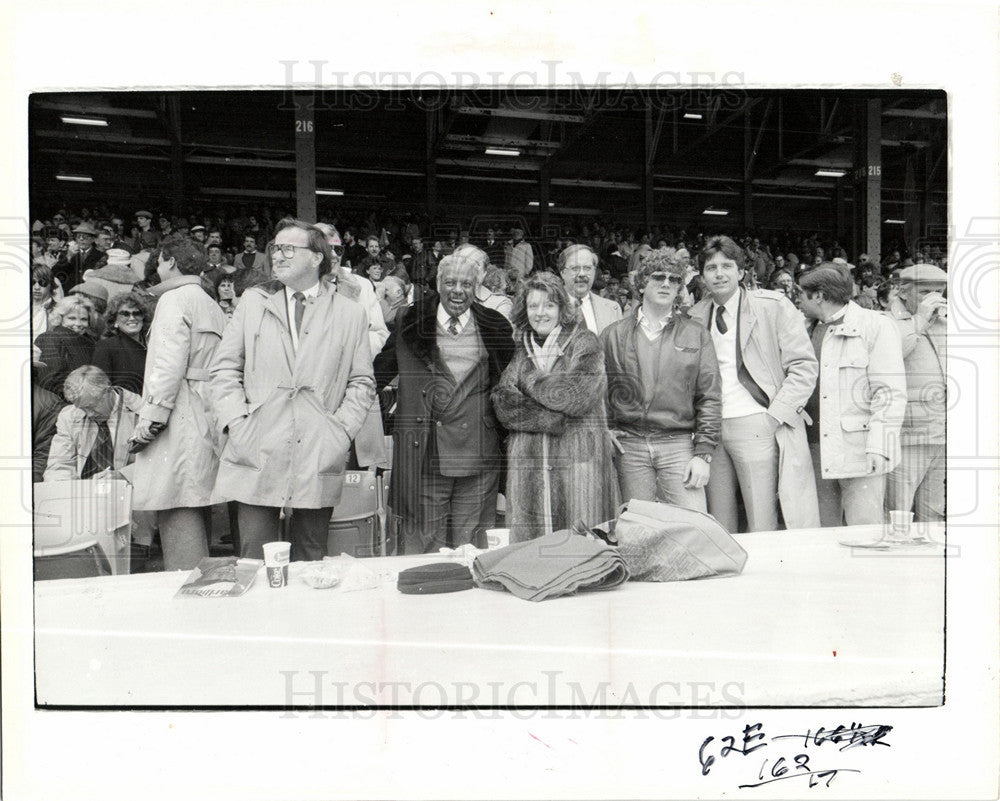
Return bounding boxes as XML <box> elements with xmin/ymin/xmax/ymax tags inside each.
<box><xmin>688</xmin><ymin>235</ymin><xmax>820</xmax><ymax>532</ymax></box>
<box><xmin>210</xmin><ymin>218</ymin><xmax>376</xmax><ymax>561</ymax></box>
<box><xmin>602</xmin><ymin>252</ymin><xmax>721</xmax><ymax>512</ymax></box>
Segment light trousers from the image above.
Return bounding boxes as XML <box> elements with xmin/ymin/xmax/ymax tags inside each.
<box><xmin>886</xmin><ymin>442</ymin><xmax>945</xmax><ymax>522</ymax></box>
<box><xmin>705</xmin><ymin>413</ymin><xmax>779</xmax><ymax>532</ymax></box>
<box><xmin>809</xmin><ymin>442</ymin><xmax>886</xmax><ymax>526</ymax></box>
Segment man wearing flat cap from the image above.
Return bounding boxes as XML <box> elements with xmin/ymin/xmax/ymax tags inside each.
<box><xmin>61</xmin><ymin>222</ymin><xmax>106</xmax><ymax>288</ymax></box>
<box><xmin>886</xmin><ymin>263</ymin><xmax>947</xmax><ymax>521</ymax></box>
<box><xmin>189</xmin><ymin>225</ymin><xmax>207</xmax><ymax>244</ymax></box>
<box><xmin>129</xmin><ymin>211</ymin><xmax>160</xmax><ymax>252</ymax></box>
<box><xmin>559</xmin><ymin>243</ymin><xmax>623</xmax><ymax>335</ymax></box>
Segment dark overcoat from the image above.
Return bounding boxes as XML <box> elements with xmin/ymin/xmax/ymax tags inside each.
<box><xmin>386</xmin><ymin>296</ymin><xmax>514</xmax><ymax>524</ymax></box>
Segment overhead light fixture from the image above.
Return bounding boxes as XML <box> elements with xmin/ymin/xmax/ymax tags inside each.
<box><xmin>315</xmin><ymin>189</ymin><xmax>345</xmax><ymax>196</ymax></box>
<box><xmin>60</xmin><ymin>116</ymin><xmax>109</xmax><ymax>127</ymax></box>
<box><xmin>528</xmin><ymin>201</ymin><xmax>555</xmax><ymax>207</ymax></box>
<box><xmin>815</xmin><ymin>169</ymin><xmax>847</xmax><ymax>178</ymax></box>
<box><xmin>484</xmin><ymin>147</ymin><xmax>521</xmax><ymax>157</ymax></box>
<box><xmin>702</xmin><ymin>208</ymin><xmax>729</xmax><ymax>216</ymax></box>
<box><xmin>683</xmin><ymin>112</ymin><xmax>703</xmax><ymax>120</ymax></box>
<box><xmin>884</xmin><ymin>218</ymin><xmax>906</xmax><ymax>225</ymax></box>
<box><xmin>56</xmin><ymin>174</ymin><xmax>93</xmax><ymax>183</ymax></box>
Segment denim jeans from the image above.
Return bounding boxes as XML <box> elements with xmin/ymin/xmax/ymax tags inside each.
<box><xmin>615</xmin><ymin>433</ymin><xmax>706</xmax><ymax>512</ymax></box>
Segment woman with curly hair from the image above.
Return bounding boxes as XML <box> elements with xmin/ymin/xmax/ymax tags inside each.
<box><xmin>34</xmin><ymin>294</ymin><xmax>100</xmax><ymax>396</ymax></box>
<box><xmin>491</xmin><ymin>271</ymin><xmax>619</xmax><ymax>542</ymax></box>
<box><xmin>91</xmin><ymin>292</ymin><xmax>151</xmax><ymax>394</ymax></box>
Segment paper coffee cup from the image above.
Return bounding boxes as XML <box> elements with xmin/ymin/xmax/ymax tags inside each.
<box><xmin>887</xmin><ymin>510</ymin><xmax>915</xmax><ymax>543</ymax></box>
<box><xmin>262</xmin><ymin>541</ymin><xmax>291</xmax><ymax>588</ymax></box>
<box><xmin>485</xmin><ymin>528</ymin><xmax>510</xmax><ymax>549</ymax></box>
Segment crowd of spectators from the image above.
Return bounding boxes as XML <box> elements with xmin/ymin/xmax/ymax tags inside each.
<box><xmin>31</xmin><ymin>202</ymin><xmax>947</xmax><ymax>318</ymax></box>
<box><xmin>30</xmin><ymin>201</ymin><xmax>948</xmax><ymax>573</ymax></box>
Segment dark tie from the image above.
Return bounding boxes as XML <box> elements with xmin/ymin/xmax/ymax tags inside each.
<box><xmin>292</xmin><ymin>292</ymin><xmax>305</xmax><ymax>335</ymax></box>
<box><xmin>710</xmin><ymin>301</ymin><xmax>770</xmax><ymax>408</ymax></box>
<box><xmin>448</xmin><ymin>316</ymin><xmax>460</xmax><ymax>336</ymax></box>
<box><xmin>82</xmin><ymin>420</ymin><xmax>114</xmax><ymax>479</ymax></box>
<box><xmin>811</xmin><ymin>320</ymin><xmax>829</xmax><ymax>355</ymax></box>
<box><xmin>714</xmin><ymin>305</ymin><xmax>728</xmax><ymax>334</ymax></box>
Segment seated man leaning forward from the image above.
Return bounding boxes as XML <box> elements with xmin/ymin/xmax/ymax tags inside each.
<box><xmin>601</xmin><ymin>252</ymin><xmax>722</xmax><ymax>512</ymax></box>
<box><xmin>210</xmin><ymin>218</ymin><xmax>376</xmax><ymax>561</ymax></box>
<box><xmin>44</xmin><ymin>364</ymin><xmax>143</xmax><ymax>481</ymax></box>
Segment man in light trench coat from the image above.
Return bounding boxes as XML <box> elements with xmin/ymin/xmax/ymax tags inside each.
<box><xmin>688</xmin><ymin>235</ymin><xmax>821</xmax><ymax>531</ymax></box>
<box><xmin>210</xmin><ymin>218</ymin><xmax>376</xmax><ymax>561</ymax></box>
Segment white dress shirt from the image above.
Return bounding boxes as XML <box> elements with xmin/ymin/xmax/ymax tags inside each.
<box><xmin>711</xmin><ymin>289</ymin><xmax>765</xmax><ymax>419</ymax></box>
<box><xmin>436</xmin><ymin>304</ymin><xmax>472</xmax><ymax>335</ymax></box>
<box><xmin>636</xmin><ymin>306</ymin><xmax>671</xmax><ymax>341</ymax></box>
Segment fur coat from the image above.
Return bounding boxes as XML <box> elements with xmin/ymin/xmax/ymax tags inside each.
<box><xmin>492</xmin><ymin>322</ymin><xmax>620</xmax><ymax>542</ymax></box>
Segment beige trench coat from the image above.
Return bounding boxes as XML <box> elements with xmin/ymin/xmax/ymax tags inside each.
<box><xmin>132</xmin><ymin>276</ymin><xmax>227</xmax><ymax>511</ymax></box>
<box><xmin>210</xmin><ymin>280</ymin><xmax>376</xmax><ymax>508</ymax></box>
<box><xmin>689</xmin><ymin>289</ymin><xmax>821</xmax><ymax>528</ymax></box>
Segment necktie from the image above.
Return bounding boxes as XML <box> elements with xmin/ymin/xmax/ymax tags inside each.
<box><xmin>292</xmin><ymin>292</ymin><xmax>305</xmax><ymax>335</ymax></box>
<box><xmin>714</xmin><ymin>305</ymin><xmax>728</xmax><ymax>334</ymax></box>
<box><xmin>448</xmin><ymin>316</ymin><xmax>460</xmax><ymax>336</ymax></box>
<box><xmin>82</xmin><ymin>420</ymin><xmax>114</xmax><ymax>479</ymax></box>
<box><xmin>811</xmin><ymin>320</ymin><xmax>829</xmax><ymax>355</ymax></box>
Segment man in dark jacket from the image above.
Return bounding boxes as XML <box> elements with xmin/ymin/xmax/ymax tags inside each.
<box><xmin>405</xmin><ymin>235</ymin><xmax>437</xmax><ymax>292</ymax></box>
<box><xmin>602</xmin><ymin>252</ymin><xmax>721</xmax><ymax>512</ymax></box>
<box><xmin>59</xmin><ymin>222</ymin><xmax>106</xmax><ymax>288</ymax></box>
<box><xmin>383</xmin><ymin>246</ymin><xmax>514</xmax><ymax>553</ymax></box>
<box><xmin>480</xmin><ymin>227</ymin><xmax>506</xmax><ymax>268</ymax></box>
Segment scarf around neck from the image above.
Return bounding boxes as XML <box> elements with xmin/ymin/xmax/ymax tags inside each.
<box><xmin>524</xmin><ymin>325</ymin><xmax>564</xmax><ymax>373</ymax></box>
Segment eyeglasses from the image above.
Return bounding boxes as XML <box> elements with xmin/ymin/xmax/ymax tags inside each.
<box><xmin>268</xmin><ymin>243</ymin><xmax>312</xmax><ymax>258</ymax></box>
<box><xmin>117</xmin><ymin>310</ymin><xmax>143</xmax><ymax>319</ymax></box>
<box><xmin>33</xmin><ymin>278</ymin><xmax>51</xmax><ymax>288</ymax></box>
<box><xmin>648</xmin><ymin>272</ymin><xmax>683</xmax><ymax>285</ymax></box>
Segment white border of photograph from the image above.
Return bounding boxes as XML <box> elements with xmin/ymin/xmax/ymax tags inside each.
<box><xmin>2</xmin><ymin>1</ymin><xmax>997</xmax><ymax>799</ymax></box>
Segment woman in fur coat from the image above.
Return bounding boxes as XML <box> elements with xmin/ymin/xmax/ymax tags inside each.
<box><xmin>492</xmin><ymin>271</ymin><xmax>620</xmax><ymax>543</ymax></box>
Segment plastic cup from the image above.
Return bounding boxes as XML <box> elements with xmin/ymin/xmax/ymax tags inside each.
<box><xmin>485</xmin><ymin>528</ymin><xmax>510</xmax><ymax>549</ymax></box>
<box><xmin>887</xmin><ymin>510</ymin><xmax>915</xmax><ymax>543</ymax></box>
<box><xmin>262</xmin><ymin>541</ymin><xmax>291</xmax><ymax>588</ymax></box>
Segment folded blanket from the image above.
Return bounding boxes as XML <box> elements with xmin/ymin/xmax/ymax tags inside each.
<box><xmin>472</xmin><ymin>529</ymin><xmax>629</xmax><ymax>602</ymax></box>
